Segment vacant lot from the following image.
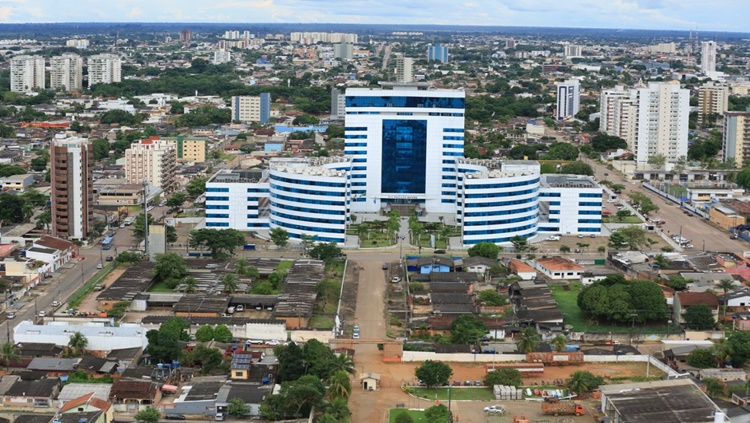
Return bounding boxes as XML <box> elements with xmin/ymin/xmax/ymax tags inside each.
<box><xmin>409</xmin><ymin>387</ymin><xmax>495</xmax><ymax>401</ymax></box>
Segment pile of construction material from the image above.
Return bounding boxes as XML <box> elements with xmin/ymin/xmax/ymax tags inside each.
<box><xmin>493</xmin><ymin>384</ymin><xmax>523</xmax><ymax>400</ymax></box>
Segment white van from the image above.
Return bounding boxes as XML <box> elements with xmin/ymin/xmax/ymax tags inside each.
<box><xmin>215</xmin><ymin>413</ymin><xmax>224</xmax><ymax>421</ymax></box>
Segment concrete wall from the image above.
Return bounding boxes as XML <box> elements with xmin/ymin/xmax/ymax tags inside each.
<box><xmin>290</xmin><ymin>330</ymin><xmax>333</xmax><ymax>344</ymax></box>
<box><xmin>163</xmin><ymin>400</ymin><xmax>215</xmax><ymax>415</ymax></box>
<box><xmin>401</xmin><ymin>351</ymin><xmax>526</xmax><ymax>363</ymax></box>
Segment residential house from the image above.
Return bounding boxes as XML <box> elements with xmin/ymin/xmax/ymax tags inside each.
<box><xmin>1</xmin><ymin>174</ymin><xmax>34</xmax><ymax>191</ymax></box>
<box><xmin>109</xmin><ymin>380</ymin><xmax>161</xmax><ymax>412</ymax></box>
<box><xmin>533</xmin><ymin>257</ymin><xmax>585</xmax><ymax>280</ymax></box>
<box><xmin>509</xmin><ymin>259</ymin><xmax>537</xmax><ymax>280</ymax></box>
<box><xmin>31</xmin><ymin>236</ymin><xmax>77</xmax><ymax>269</ymax></box>
<box><xmin>76</xmin><ymin>356</ymin><xmax>118</xmax><ymax>378</ymax></box>
<box><xmin>411</xmin><ymin>256</ymin><xmax>454</xmax><ymax>274</ymax></box>
<box><xmin>699</xmin><ymin>368</ymin><xmax>747</xmax><ymax>382</ymax></box>
<box><xmin>57</xmin><ymin>383</ymin><xmax>113</xmax><ymax>403</ymax></box>
<box><xmin>26</xmin><ymin>357</ymin><xmax>80</xmax><ymax>377</ymax></box>
<box><xmin>673</xmin><ymin>292</ymin><xmax>720</xmax><ymax>325</ymax></box>
<box><xmin>461</xmin><ymin>256</ymin><xmax>497</xmax><ymax>274</ymax></box>
<box><xmin>105</xmin><ymin>347</ymin><xmax>142</xmax><ymax>370</ymax></box>
<box><xmin>4</xmin><ymin>376</ymin><xmax>61</xmax><ymax>408</ymax></box>
<box><xmin>59</xmin><ymin>412</ymin><xmax>106</xmax><ymax>423</ymax></box>
<box><xmin>718</xmin><ymin>289</ymin><xmax>750</xmax><ymax>307</ymax></box>
<box><xmin>215</xmin><ymin>381</ymin><xmax>274</xmax><ymax>417</ymax></box>
<box><xmin>59</xmin><ymin>393</ymin><xmax>113</xmax><ymax>423</ymax></box>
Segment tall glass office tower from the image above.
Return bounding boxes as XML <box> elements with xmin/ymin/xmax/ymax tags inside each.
<box><xmin>344</xmin><ymin>83</ymin><xmax>466</xmax><ymax>214</ymax></box>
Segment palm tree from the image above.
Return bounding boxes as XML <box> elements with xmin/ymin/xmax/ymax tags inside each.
<box><xmin>327</xmin><ymin>371</ymin><xmax>352</xmax><ymax>400</ymax></box>
<box><xmin>566</xmin><ymin>371</ymin><xmax>595</xmax><ymax>396</ymax></box>
<box><xmin>35</xmin><ymin>210</ymin><xmax>51</xmax><ymax>233</ymax></box>
<box><xmin>222</xmin><ymin>273</ymin><xmax>239</xmax><ymax>294</ymax></box>
<box><xmin>516</xmin><ymin>327</ymin><xmax>541</xmax><ymax>354</ymax></box>
<box><xmin>329</xmin><ymin>352</ymin><xmax>355</xmax><ymax>376</ymax></box>
<box><xmin>356</xmin><ymin>223</ymin><xmax>368</xmax><ymax>242</ymax></box>
<box><xmin>551</xmin><ymin>334</ymin><xmax>568</xmax><ymax>353</ymax></box>
<box><xmin>718</xmin><ymin>279</ymin><xmax>737</xmax><ymax>305</ymax></box>
<box><xmin>183</xmin><ymin>276</ymin><xmax>198</xmax><ymax>294</ymax></box>
<box><xmin>713</xmin><ymin>338</ymin><xmax>734</xmax><ymax>368</ymax></box>
<box><xmin>0</xmin><ymin>342</ymin><xmax>19</xmax><ymax>368</ymax></box>
<box><xmin>68</xmin><ymin>332</ymin><xmax>88</xmax><ymax>357</ymax></box>
<box><xmin>234</xmin><ymin>259</ymin><xmax>250</xmax><ymax>276</ymax></box>
<box><xmin>323</xmin><ymin>397</ymin><xmax>351</xmax><ymax>421</ymax></box>
<box><xmin>559</xmin><ymin>245</ymin><xmax>571</xmax><ymax>253</ymax></box>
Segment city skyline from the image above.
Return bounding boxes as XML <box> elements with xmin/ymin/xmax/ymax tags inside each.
<box><xmin>0</xmin><ymin>0</ymin><xmax>747</xmax><ymax>32</ymax></box>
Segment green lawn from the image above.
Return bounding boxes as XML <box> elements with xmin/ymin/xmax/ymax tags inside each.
<box><xmin>147</xmin><ymin>280</ymin><xmax>174</xmax><ymax>293</ymax></box>
<box><xmin>409</xmin><ymin>387</ymin><xmax>495</xmax><ymax>401</ymax></box>
<box><xmin>275</xmin><ymin>260</ymin><xmax>293</xmax><ymax>272</ymax></box>
<box><xmin>309</xmin><ymin>316</ymin><xmax>334</xmax><ymax>329</ymax></box>
<box><xmin>550</xmin><ymin>284</ymin><xmax>680</xmax><ymax>334</ymax></box>
<box><xmin>603</xmin><ymin>215</ymin><xmax>643</xmax><ymax>224</ymax></box>
<box><xmin>390</xmin><ymin>410</ymin><xmax>428</xmax><ymax>423</ymax></box>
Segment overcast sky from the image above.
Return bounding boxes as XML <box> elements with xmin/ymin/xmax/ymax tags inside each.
<box><xmin>0</xmin><ymin>0</ymin><xmax>746</xmax><ymax>32</ymax></box>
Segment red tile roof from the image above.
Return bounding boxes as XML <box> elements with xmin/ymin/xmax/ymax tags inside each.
<box><xmin>535</xmin><ymin>257</ymin><xmax>585</xmax><ymax>272</ymax></box>
<box><xmin>35</xmin><ymin>236</ymin><xmax>74</xmax><ymax>252</ymax></box>
<box><xmin>59</xmin><ymin>393</ymin><xmax>94</xmax><ymax>413</ymax></box>
<box><xmin>677</xmin><ymin>292</ymin><xmax>719</xmax><ymax>307</ymax></box>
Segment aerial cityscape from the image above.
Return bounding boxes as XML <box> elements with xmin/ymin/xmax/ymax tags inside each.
<box><xmin>0</xmin><ymin>3</ymin><xmax>749</xmax><ymax>423</ymax></box>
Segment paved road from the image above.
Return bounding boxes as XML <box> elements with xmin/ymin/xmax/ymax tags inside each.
<box><xmin>586</xmin><ymin>158</ymin><xmax>749</xmax><ymax>255</ymax></box>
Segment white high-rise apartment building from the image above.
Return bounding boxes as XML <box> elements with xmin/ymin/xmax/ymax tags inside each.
<box><xmin>395</xmin><ymin>57</ymin><xmax>413</xmax><ymax>83</ymax></box>
<box><xmin>51</xmin><ymin>135</ymin><xmax>93</xmax><ymax>240</ymax></box>
<box><xmin>330</xmin><ymin>89</ymin><xmax>346</xmax><ymax>120</ymax></box>
<box><xmin>698</xmin><ymin>81</ymin><xmax>729</xmax><ymax>124</ymax></box>
<box><xmin>723</xmin><ymin>110</ymin><xmax>750</xmax><ymax>168</ymax></box>
<box><xmin>213</xmin><ymin>50</ymin><xmax>232</xmax><ymax>64</ymax></box>
<box><xmin>87</xmin><ymin>54</ymin><xmax>121</xmax><ymax>85</ymax></box>
<box><xmin>564</xmin><ymin>44</ymin><xmax>582</xmax><ymax>58</ymax></box>
<box><xmin>125</xmin><ymin>138</ymin><xmax>177</xmax><ymax>192</ymax></box>
<box><xmin>632</xmin><ymin>82</ymin><xmax>689</xmax><ymax>164</ymax></box>
<box><xmin>50</xmin><ymin>53</ymin><xmax>83</xmax><ymax>91</ymax></box>
<box><xmin>65</xmin><ymin>39</ymin><xmax>89</xmax><ymax>49</ymax></box>
<box><xmin>290</xmin><ymin>32</ymin><xmax>357</xmax><ymax>44</ymax></box>
<box><xmin>601</xmin><ymin>82</ymin><xmax>689</xmax><ymax>165</ymax></box>
<box><xmin>556</xmin><ymin>79</ymin><xmax>580</xmax><ymax>120</ymax></box>
<box><xmin>701</xmin><ymin>41</ymin><xmax>717</xmax><ymax>74</ymax></box>
<box><xmin>10</xmin><ymin>55</ymin><xmax>45</xmax><ymax>93</ymax></box>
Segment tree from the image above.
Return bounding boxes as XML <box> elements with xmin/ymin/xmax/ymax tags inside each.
<box><xmin>510</xmin><ymin>235</ymin><xmax>529</xmax><ymax>254</ymax></box>
<box><xmin>561</xmin><ymin>161</ymin><xmax>594</xmax><ymax>176</ymax></box>
<box><xmin>309</xmin><ymin>242</ymin><xmax>344</xmax><ymax>263</ymax></box>
<box><xmin>322</xmin><ymin>397</ymin><xmax>351</xmax><ymax>421</ymax></box>
<box><xmin>684</xmin><ymin>305</ymin><xmax>715</xmax><ymax>330</ymax></box>
<box><xmin>0</xmin><ymin>194</ymin><xmax>25</xmax><ymax>224</ymax></box>
<box><xmin>132</xmin><ymin>214</ymin><xmax>177</xmax><ymax>243</ymax></box>
<box><xmin>718</xmin><ymin>279</ymin><xmax>738</xmax><ymax>304</ymax></box>
<box><xmin>181</xmin><ymin>344</ymin><xmax>224</xmax><ymax>373</ymax></box>
<box><xmin>394</xmin><ymin>412</ymin><xmax>415</xmax><ymax>423</ymax></box>
<box><xmin>703</xmin><ymin>378</ymin><xmax>726</xmax><ymax>397</ymax></box>
<box><xmin>190</xmin><ymin>228</ymin><xmax>246</xmax><ymax>260</ymax></box>
<box><xmin>648</xmin><ymin>153</ymin><xmax>666</xmax><ymax>169</ymax></box>
<box><xmin>686</xmin><ymin>348</ymin><xmax>715</xmax><ymax>369</ymax></box>
<box><xmin>542</xmin><ymin>143</ymin><xmax>579</xmax><ymax>161</ymax></box>
<box><xmin>591</xmin><ymin>133</ymin><xmax>628</xmax><ymax>152</ymax></box>
<box><xmin>551</xmin><ymin>334</ymin><xmax>568</xmax><ymax>352</ymax></box>
<box><xmin>252</xmin><ymin>281</ymin><xmax>274</xmax><ymax>295</ymax></box>
<box><xmin>21</xmin><ymin>187</ymin><xmax>47</xmax><ymax>208</ymax></box>
<box><xmin>154</xmin><ymin>253</ymin><xmax>187</xmax><ymax>281</ymax></box>
<box><xmin>516</xmin><ymin>326</ymin><xmax>541</xmax><ymax>353</ymax></box>
<box><xmin>134</xmin><ymin>407</ymin><xmax>161</xmax><ymax>423</ymax></box>
<box><xmin>328</xmin><ymin>352</ymin><xmax>355</xmax><ymax>376</ymax></box>
<box><xmin>259</xmin><ymin>375</ymin><xmax>326</xmax><ymax>420</ymax></box>
<box><xmin>727</xmin><ymin>331</ymin><xmax>750</xmax><ymax>367</ymax></box>
<box><xmin>195</xmin><ymin>325</ymin><xmax>214</xmax><ymax>342</ymax></box>
<box><xmin>608</xmin><ymin>231</ymin><xmax>629</xmax><ymax>249</ymax></box>
<box><xmin>478</xmin><ymin>290</ymin><xmax>507</xmax><ymax>306</ymax></box>
<box><xmin>424</xmin><ymin>404</ymin><xmax>451</xmax><ymax>423</ymax></box>
<box><xmin>483</xmin><ymin>368</ymin><xmax>522</xmax><ymax>387</ymax></box>
<box><xmin>182</xmin><ymin>276</ymin><xmax>198</xmax><ymax>293</ymax></box>
<box><xmin>116</xmin><ymin>251</ymin><xmax>142</xmax><ymax>264</ymax></box>
<box><xmin>68</xmin><ymin>332</ymin><xmax>88</xmax><ymax>356</ymax></box>
<box><xmin>186</xmin><ymin>176</ymin><xmax>209</xmax><ymax>198</ymax></box>
<box><xmin>213</xmin><ymin>324</ymin><xmax>233</xmax><ymax>342</ymax></box>
<box><xmin>565</xmin><ymin>371</ymin><xmax>604</xmax><ymax>395</ymax></box>
<box><xmin>560</xmin><ymin>245</ymin><xmax>571</xmax><ymax>253</ymax></box>
<box><xmin>317</xmin><ymin>279</ymin><xmax>339</xmax><ymax>311</ymax></box>
<box><xmin>615</xmin><ymin>226</ymin><xmax>648</xmax><ymax>250</ymax></box>
<box><xmin>450</xmin><ymin>314</ymin><xmax>487</xmax><ymax>344</ymax></box>
<box><xmin>616</xmin><ymin>210</ymin><xmax>632</xmax><ymax>221</ymax></box>
<box><xmin>0</xmin><ymin>343</ymin><xmax>19</xmax><ymax>368</ymax></box>
<box><xmin>665</xmin><ymin>275</ymin><xmax>689</xmax><ymax>291</ymax></box>
<box><xmin>234</xmin><ymin>259</ymin><xmax>255</xmax><ymax>278</ymax></box>
<box><xmin>277</xmin><ymin>342</ymin><xmax>306</xmax><ymax>382</ymax></box>
<box><xmin>227</xmin><ymin>398</ymin><xmax>251</xmax><ymax>417</ymax></box>
<box><xmin>467</xmin><ymin>242</ymin><xmax>501</xmax><ymax>259</ymax></box>
<box><xmin>166</xmin><ymin>192</ymin><xmax>187</xmax><ymax>208</ymax></box>
<box><xmin>327</xmin><ymin>370</ymin><xmax>352</xmax><ymax>400</ymax></box>
<box><xmin>35</xmin><ymin>209</ymin><xmax>51</xmax><ymax>232</ymax></box>
<box><xmin>578</xmin><ymin>276</ymin><xmax>668</xmax><ymax>324</ymax></box>
<box><xmin>222</xmin><ymin>273</ymin><xmax>239</xmax><ymax>294</ymax></box>
<box><xmin>269</xmin><ymin>227</ymin><xmax>290</xmax><ymax>248</ymax></box>
<box><xmin>160</xmin><ymin>317</ymin><xmax>190</xmax><ymax>341</ymax></box>
<box><xmin>414</xmin><ymin>360</ymin><xmax>453</xmax><ymax>389</ymax></box>
<box><xmin>91</xmin><ymin>138</ymin><xmax>111</xmax><ymax>161</ymax></box>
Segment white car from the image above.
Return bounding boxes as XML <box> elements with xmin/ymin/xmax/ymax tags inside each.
<box><xmin>265</xmin><ymin>340</ymin><xmax>281</xmax><ymax>346</ymax></box>
<box><xmin>391</xmin><ymin>276</ymin><xmax>402</xmax><ymax>283</ymax></box>
<box><xmin>51</xmin><ymin>301</ymin><xmax>60</xmax><ymax>307</ymax></box>
<box><xmin>546</xmin><ymin>235</ymin><xmax>561</xmax><ymax>241</ymax></box>
<box><xmin>37</xmin><ymin>311</ymin><xmax>46</xmax><ymax>317</ymax></box>
<box><xmin>236</xmin><ymin>305</ymin><xmax>244</xmax><ymax>312</ymax></box>
<box><xmin>353</xmin><ymin>332</ymin><xmax>360</xmax><ymax>339</ymax></box>
<box><xmin>484</xmin><ymin>405</ymin><xmax>504</xmax><ymax>415</ymax></box>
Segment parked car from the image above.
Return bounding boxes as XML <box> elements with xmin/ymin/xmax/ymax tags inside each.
<box><xmin>51</xmin><ymin>301</ymin><xmax>60</xmax><ymax>307</ymax></box>
<box><xmin>352</xmin><ymin>332</ymin><xmax>360</xmax><ymax>339</ymax></box>
<box><xmin>165</xmin><ymin>415</ymin><xmax>186</xmax><ymax>420</ymax></box>
<box><xmin>236</xmin><ymin>305</ymin><xmax>244</xmax><ymax>312</ymax></box>
<box><xmin>391</xmin><ymin>276</ymin><xmax>402</xmax><ymax>283</ymax></box>
<box><xmin>265</xmin><ymin>340</ymin><xmax>280</xmax><ymax>346</ymax></box>
<box><xmin>484</xmin><ymin>405</ymin><xmax>505</xmax><ymax>415</ymax></box>
<box><xmin>37</xmin><ymin>311</ymin><xmax>46</xmax><ymax>317</ymax></box>
<box><xmin>215</xmin><ymin>413</ymin><xmax>225</xmax><ymax>421</ymax></box>
<box><xmin>382</xmin><ymin>263</ymin><xmax>388</xmax><ymax>270</ymax></box>
<box><xmin>546</xmin><ymin>235</ymin><xmax>561</xmax><ymax>241</ymax></box>
<box><xmin>6</xmin><ymin>312</ymin><xmax>15</xmax><ymax>319</ymax></box>
<box><xmin>96</xmin><ymin>263</ymin><xmax>103</xmax><ymax>269</ymax></box>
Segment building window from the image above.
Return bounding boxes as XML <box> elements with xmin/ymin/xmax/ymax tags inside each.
<box><xmin>381</xmin><ymin>119</ymin><xmax>427</xmax><ymax>195</ymax></box>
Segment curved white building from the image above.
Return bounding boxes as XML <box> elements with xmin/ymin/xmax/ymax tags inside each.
<box><xmin>268</xmin><ymin>158</ymin><xmax>351</xmax><ymax>244</ymax></box>
<box><xmin>458</xmin><ymin>160</ymin><xmax>540</xmax><ymax>245</ymax></box>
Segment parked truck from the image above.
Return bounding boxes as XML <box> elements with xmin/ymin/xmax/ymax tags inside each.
<box><xmin>541</xmin><ymin>402</ymin><xmax>585</xmax><ymax>416</ymax></box>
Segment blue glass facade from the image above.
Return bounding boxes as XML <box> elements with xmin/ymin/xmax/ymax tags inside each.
<box><xmin>345</xmin><ymin>96</ymin><xmax>464</xmax><ymax>109</ymax></box>
<box><xmin>381</xmin><ymin>119</ymin><xmax>427</xmax><ymax>194</ymax></box>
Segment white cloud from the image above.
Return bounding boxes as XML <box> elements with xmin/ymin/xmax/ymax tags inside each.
<box><xmin>127</xmin><ymin>7</ymin><xmax>143</xmax><ymax>18</ymax></box>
